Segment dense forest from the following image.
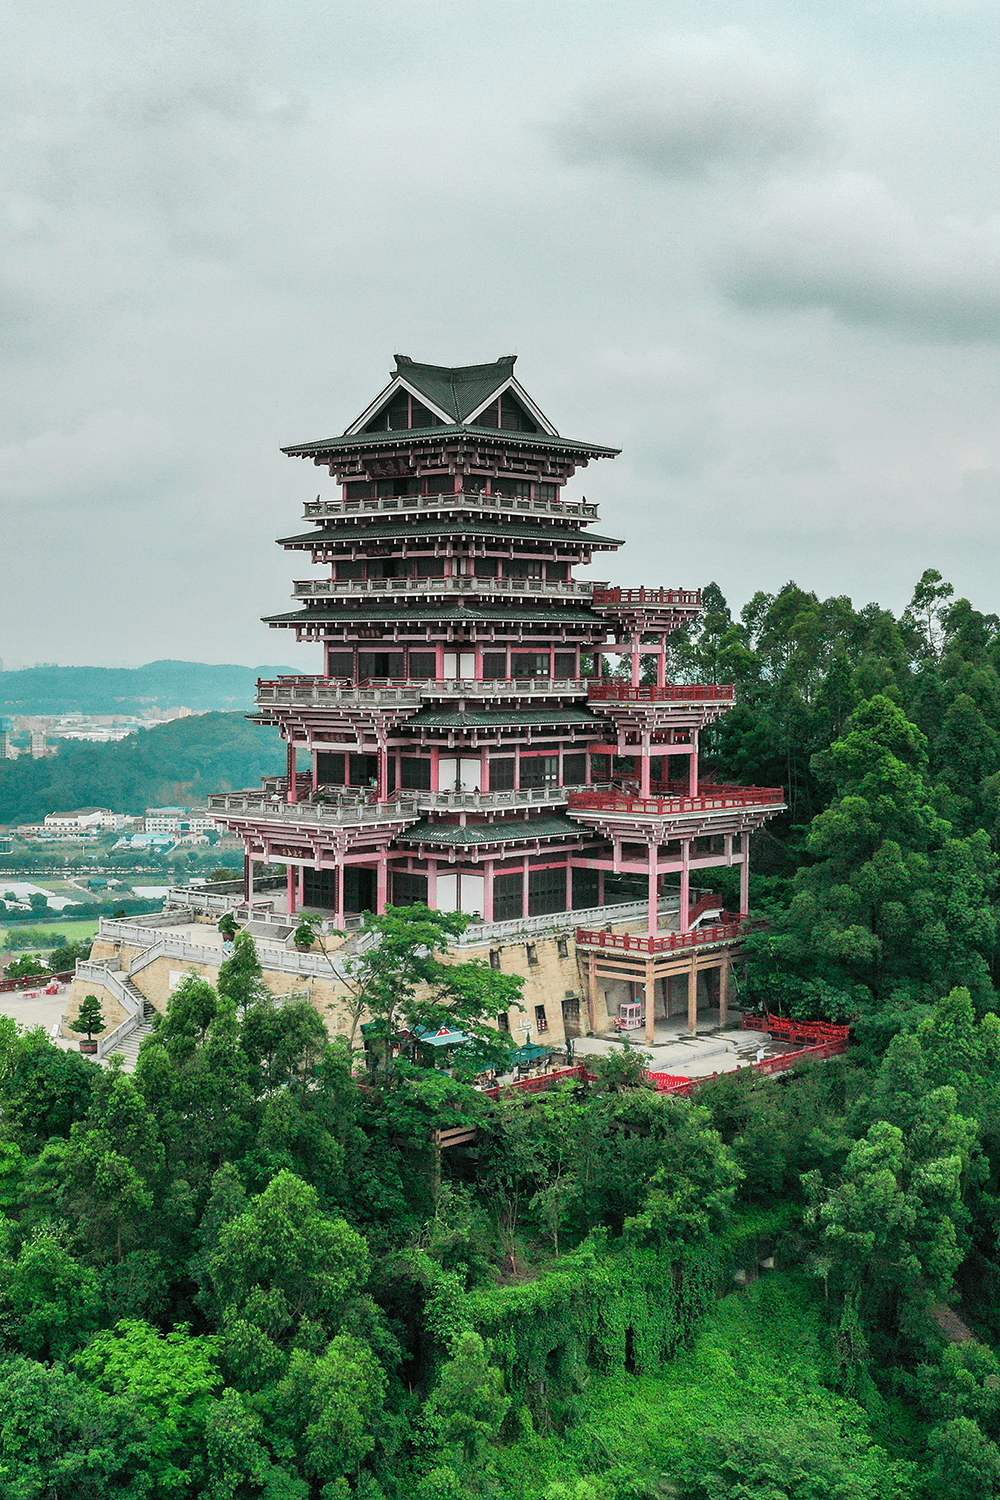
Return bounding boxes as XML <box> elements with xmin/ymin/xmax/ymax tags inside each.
<box><xmin>7</xmin><ymin>569</ymin><xmax>1000</xmax><ymax>1498</ymax></box>
<box><xmin>0</xmin><ymin>661</ymin><xmax>298</xmax><ymax>717</ymax></box>
<box><xmin>0</xmin><ymin>713</ymin><xmax>285</xmax><ymax>825</ymax></box>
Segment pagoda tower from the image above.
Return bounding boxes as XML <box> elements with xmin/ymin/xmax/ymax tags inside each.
<box><xmin>210</xmin><ymin>356</ymin><xmax>785</xmax><ymax>1040</ymax></box>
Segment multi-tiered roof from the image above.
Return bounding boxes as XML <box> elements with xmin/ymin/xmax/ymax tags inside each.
<box><xmin>210</xmin><ymin>357</ymin><xmax>784</xmax><ymax>1008</ymax></box>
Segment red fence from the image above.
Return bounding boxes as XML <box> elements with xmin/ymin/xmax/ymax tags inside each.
<box><xmin>568</xmin><ymin>787</ymin><xmax>785</xmax><ymax>817</ymax></box>
<box><xmin>742</xmin><ymin>1012</ymin><xmax>850</xmax><ymax>1046</ymax></box>
<box><xmin>588</xmin><ymin>682</ymin><xmax>734</xmax><ymax>703</ymax></box>
<box><xmin>0</xmin><ymin>969</ymin><xmax>72</xmax><ymax>994</ymax></box>
<box><xmin>645</xmin><ymin>1034</ymin><xmax>849</xmax><ymax>1095</ymax></box>
<box><xmin>592</xmin><ymin>587</ymin><xmax>702</xmax><ymax>608</ymax></box>
<box><xmin>576</xmin><ymin>920</ymin><xmax>742</xmax><ymax>955</ymax></box>
<box><xmin>482</xmin><ymin>1064</ymin><xmax>598</xmax><ymax>1100</ymax></box>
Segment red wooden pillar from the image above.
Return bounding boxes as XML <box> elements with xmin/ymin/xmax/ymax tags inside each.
<box><xmin>483</xmin><ymin>861</ymin><xmax>494</xmax><ymax>922</ymax></box>
<box><xmin>647</xmin><ymin>841</ymin><xmax>658</xmax><ymax>938</ymax></box>
<box><xmin>287</xmin><ymin>865</ymin><xmax>297</xmax><ymax>917</ymax></box>
<box><xmin>640</xmin><ymin>732</ymin><xmax>651</xmax><ymax>799</ymax></box>
<box><xmin>631</xmin><ymin>632</ymin><xmax>641</xmax><ymax>688</ymax></box>
<box><xmin>286</xmin><ymin>742</ymin><xmax>298</xmax><ymax>801</ymax></box>
<box><xmin>243</xmin><ymin>852</ymin><xmax>253</xmax><ymax>905</ymax></box>
<box><xmin>688</xmin><ymin>733</ymin><xmax>698</xmax><ymax>797</ymax></box>
<box><xmin>335</xmin><ymin>862</ymin><xmax>345</xmax><ymax>930</ymax></box>
<box><xmin>679</xmin><ymin>840</ymin><xmax>691</xmax><ymax>933</ymax></box>
<box><xmin>376</xmin><ymin>856</ymin><xmax>388</xmax><ymax>915</ymax></box>
<box><xmin>657</xmin><ymin>635</ymin><xmax>667</xmax><ymax>689</ymax></box>
<box><xmin>740</xmin><ymin>832</ymin><xmax>750</xmax><ymax>917</ymax></box>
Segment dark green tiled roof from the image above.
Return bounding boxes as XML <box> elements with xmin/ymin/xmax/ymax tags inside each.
<box><xmin>396</xmin><ymin>814</ymin><xmax>585</xmax><ymax>846</ymax></box>
<box><xmin>394</xmin><ymin>357</ymin><xmax>516</xmax><ymax>423</ymax></box>
<box><xmin>281</xmin><ymin>424</ymin><xmax>619</xmax><ymax>460</ymax></box>
<box><xmin>263</xmin><ymin>605</ymin><xmax>607</xmax><ymax>627</ymax></box>
<box><xmin>408</xmin><ymin>707</ymin><xmax>599</xmax><ymax>729</ymax></box>
<box><xmin>277</xmin><ymin>521</ymin><xmax>624</xmax><ymax>548</ymax></box>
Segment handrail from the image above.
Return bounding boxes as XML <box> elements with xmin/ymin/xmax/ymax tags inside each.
<box><xmin>568</xmin><ymin>787</ymin><xmax>786</xmax><ymax>816</ymax></box>
<box><xmin>0</xmin><ymin>969</ymin><xmax>72</xmax><ymax>993</ymax></box>
<box><xmin>292</xmin><ymin>576</ymin><xmax>603</xmax><ymax>600</ymax></box>
<box><xmin>588</xmin><ymin>682</ymin><xmax>734</xmax><ymax>703</ymax></box>
<box><xmin>302</xmin><ymin>493</ymin><xmax>599</xmax><ymax>521</ymax></box>
<box><xmin>97</xmin><ymin>1013</ymin><xmax>141</xmax><ymax>1060</ymax></box>
<box><xmin>592</xmin><ymin>587</ymin><xmax>701</xmax><ymax>608</ymax></box>
<box><xmin>575</xmin><ymin>920</ymin><xmax>743</xmax><ymax>954</ymax></box>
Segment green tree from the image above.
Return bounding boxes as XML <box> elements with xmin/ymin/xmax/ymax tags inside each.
<box><xmin>209</xmin><ymin>1170</ymin><xmax>369</xmax><ymax>1387</ymax></box>
<box><xmin>70</xmin><ymin>995</ymin><xmax>106</xmax><ymax>1044</ymax></box>
<box><xmin>75</xmin><ymin>1318</ymin><xmax>221</xmax><ymax>1498</ymax></box>
<box><xmin>422</xmin><ymin>1330</ymin><xmax>509</xmax><ymax>1467</ymax></box>
<box><xmin>342</xmin><ymin>904</ymin><xmax>523</xmax><ymax>1077</ymax></box>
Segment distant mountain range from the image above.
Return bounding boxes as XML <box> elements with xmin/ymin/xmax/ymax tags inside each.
<box><xmin>0</xmin><ymin>661</ymin><xmax>299</xmax><ymax>716</ymax></box>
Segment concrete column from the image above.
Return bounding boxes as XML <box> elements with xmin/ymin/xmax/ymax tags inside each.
<box><xmin>376</xmin><ymin>857</ymin><xmax>388</xmax><ymax>915</ymax></box>
<box><xmin>644</xmin><ymin>959</ymin><xmax>656</xmax><ymax>1044</ymax></box>
<box><xmin>244</xmin><ymin>852</ymin><xmax>253</xmax><ymax>904</ymax></box>
<box><xmin>587</xmin><ymin>955</ymin><xmax>598</xmax><ymax>1033</ymax></box>
<box><xmin>647</xmin><ymin>841</ymin><xmax>659</xmax><ymax>938</ymax></box>
<box><xmin>426</xmin><ymin>860</ymin><xmax>438</xmax><ymax>909</ymax></box>
<box><xmin>287</xmin><ymin>865</ymin><xmax>297</xmax><ymax>917</ymax></box>
<box><xmin>298</xmin><ymin>864</ymin><xmax>305</xmax><ymax>908</ymax></box>
<box><xmin>740</xmin><ymin>832</ymin><xmax>751</xmax><ymax>917</ymax></box>
<box><xmin>522</xmin><ymin>857</ymin><xmax>530</xmax><ymax>918</ymax></box>
<box><xmin>430</xmin><ymin>747</ymin><xmax>440</xmax><ymax>793</ymax></box>
<box><xmin>286</xmin><ymin>742</ymin><xmax>298</xmax><ymax>802</ymax></box>
<box><xmin>631</xmin><ymin>632</ymin><xmax>641</xmax><ymax>688</ymax></box>
<box><xmin>597</xmin><ymin>868</ymin><xmax>605</xmax><ymax>906</ymax></box>
<box><xmin>719</xmin><ymin>957</ymin><xmax>730</xmax><ymax>1026</ymax></box>
<box><xmin>335</xmin><ymin>862</ymin><xmax>345</xmax><ymax>929</ymax></box>
<box><xmin>565</xmin><ymin>861</ymin><xmax>573</xmax><ymax>913</ymax></box>
<box><xmin>688</xmin><ymin>731</ymin><xmax>699</xmax><ymax>797</ymax></box>
<box><xmin>680</xmin><ymin>841</ymin><xmax>691</xmax><ymax>932</ymax></box>
<box><xmin>483</xmin><ymin>861</ymin><xmax>494</xmax><ymax>922</ymax></box>
<box><xmin>687</xmin><ymin>958</ymin><xmax>698</xmax><ymax>1034</ymax></box>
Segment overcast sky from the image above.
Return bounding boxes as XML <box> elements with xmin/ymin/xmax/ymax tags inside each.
<box><xmin>5</xmin><ymin>0</ymin><xmax>1000</xmax><ymax>669</ymax></box>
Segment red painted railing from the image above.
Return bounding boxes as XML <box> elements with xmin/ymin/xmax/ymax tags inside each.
<box><xmin>568</xmin><ymin>787</ymin><xmax>785</xmax><ymax>816</ymax></box>
<box><xmin>0</xmin><ymin>970</ymin><xmax>72</xmax><ymax>993</ymax></box>
<box><xmin>592</xmin><ymin>587</ymin><xmax>702</xmax><ymax>608</ymax></box>
<box><xmin>688</xmin><ymin>892</ymin><xmax>725</xmax><ymax>925</ymax></box>
<box><xmin>588</xmin><ymin>682</ymin><xmax>734</xmax><ymax>703</ymax></box>
<box><xmin>645</xmin><ymin>1035</ymin><xmax>849</xmax><ymax>1095</ymax></box>
<box><xmin>741</xmin><ymin>1012</ymin><xmax>850</xmax><ymax>1046</ymax></box>
<box><xmin>482</xmin><ymin>1064</ymin><xmax>598</xmax><ymax>1100</ymax></box>
<box><xmin>576</xmin><ymin>920</ymin><xmax>743</xmax><ymax>955</ymax></box>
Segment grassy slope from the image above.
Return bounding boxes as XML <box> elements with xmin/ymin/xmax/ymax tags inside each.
<box><xmin>488</xmin><ymin>1274</ymin><xmax>916</xmax><ymax>1499</ymax></box>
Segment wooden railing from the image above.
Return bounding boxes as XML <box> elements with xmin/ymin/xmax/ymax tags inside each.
<box><xmin>568</xmin><ymin>786</ymin><xmax>786</xmax><ymax>816</ymax></box>
<box><xmin>741</xmin><ymin>1012</ymin><xmax>850</xmax><ymax>1046</ymax></box>
<box><xmin>303</xmin><ymin>493</ymin><xmax>599</xmax><ymax>522</ymax></box>
<box><xmin>575</xmin><ymin>920</ymin><xmax>742</xmax><ymax>955</ymax></box>
<box><xmin>0</xmin><ymin>969</ymin><xmax>72</xmax><ymax>993</ymax></box>
<box><xmin>588</xmin><ymin>682</ymin><xmax>734</xmax><ymax>703</ymax></box>
<box><xmin>293</xmin><ymin>577</ymin><xmax>603</xmax><ymax>600</ymax></box>
<box><xmin>592</xmin><ymin>587</ymin><xmax>701</xmax><ymax>608</ymax></box>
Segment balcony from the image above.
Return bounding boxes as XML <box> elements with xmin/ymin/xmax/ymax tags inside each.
<box><xmin>303</xmin><ymin>493</ymin><xmax>600</xmax><ymax>523</ymax></box>
<box><xmin>393</xmin><ymin>786</ymin><xmax>569</xmax><ymax>813</ymax></box>
<box><xmin>255</xmin><ymin>677</ymin><xmax>587</xmax><ymax>709</ymax></box>
<box><xmin>592</xmin><ymin>587</ymin><xmax>701</xmax><ymax>608</ymax></box>
<box><xmin>256</xmin><ymin>679</ymin><xmax>422</xmax><ymax>709</ymax></box>
<box><xmin>207</xmin><ymin>791</ymin><xmax>418</xmax><ymax>829</ymax></box>
<box><xmin>292</xmin><ymin>576</ymin><xmax>604</xmax><ymax>602</ymax></box>
<box><xmin>575</xmin><ymin>919</ymin><xmax>743</xmax><ymax>955</ymax></box>
<box><xmin>588</xmin><ymin>683</ymin><xmax>735</xmax><ymax>704</ymax></box>
<box><xmin>568</xmin><ymin>786</ymin><xmax>785</xmax><ymax>816</ymax></box>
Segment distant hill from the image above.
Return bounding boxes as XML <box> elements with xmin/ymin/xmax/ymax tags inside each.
<box><xmin>0</xmin><ymin>712</ymin><xmax>285</xmax><ymax>825</ymax></box>
<box><xmin>0</xmin><ymin>661</ymin><xmax>299</xmax><ymax>716</ymax></box>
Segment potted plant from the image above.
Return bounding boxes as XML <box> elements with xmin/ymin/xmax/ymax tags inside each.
<box><xmin>293</xmin><ymin>917</ymin><xmax>316</xmax><ymax>952</ymax></box>
<box><xmin>71</xmin><ymin>994</ymin><xmax>105</xmax><ymax>1054</ymax></box>
<box><xmin>218</xmin><ymin>912</ymin><xmax>238</xmax><ymax>941</ymax></box>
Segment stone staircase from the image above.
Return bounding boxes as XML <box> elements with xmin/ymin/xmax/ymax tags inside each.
<box><xmin>103</xmin><ymin>1002</ymin><xmax>157</xmax><ymax>1071</ymax></box>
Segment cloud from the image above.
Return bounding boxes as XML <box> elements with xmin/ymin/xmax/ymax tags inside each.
<box><xmin>548</xmin><ymin>29</ymin><xmax>828</xmax><ymax>178</ymax></box>
<box><xmin>0</xmin><ymin>410</ymin><xmax>178</xmax><ymax>505</ymax></box>
<box><xmin>718</xmin><ymin>170</ymin><xmax>1000</xmax><ymax>339</ymax></box>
